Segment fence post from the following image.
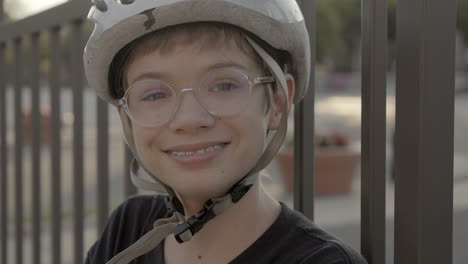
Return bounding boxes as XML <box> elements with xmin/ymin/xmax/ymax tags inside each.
<box><xmin>71</xmin><ymin>19</ymin><xmax>85</xmax><ymax>264</ymax></box>
<box><xmin>14</xmin><ymin>37</ymin><xmax>24</xmax><ymax>264</ymax></box>
<box><xmin>0</xmin><ymin>41</ymin><xmax>7</xmax><ymax>264</ymax></box>
<box><xmin>361</xmin><ymin>0</ymin><xmax>387</xmax><ymax>263</ymax></box>
<box><xmin>30</xmin><ymin>32</ymin><xmax>42</xmax><ymax>264</ymax></box>
<box><xmin>295</xmin><ymin>0</ymin><xmax>316</xmax><ymax>221</ymax></box>
<box><xmin>49</xmin><ymin>25</ymin><xmax>63</xmax><ymax>264</ymax></box>
<box><xmin>0</xmin><ymin>0</ymin><xmax>3</xmax><ymax>22</ymax></box>
<box><xmin>97</xmin><ymin>98</ymin><xmax>109</xmax><ymax>234</ymax></box>
<box><xmin>394</xmin><ymin>0</ymin><xmax>456</xmax><ymax>263</ymax></box>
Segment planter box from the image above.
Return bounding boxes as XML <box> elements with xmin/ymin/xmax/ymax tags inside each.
<box><xmin>276</xmin><ymin>148</ymin><xmax>360</xmax><ymax>196</ymax></box>
<box><xmin>22</xmin><ymin>106</ymin><xmax>54</xmax><ymax>144</ymax></box>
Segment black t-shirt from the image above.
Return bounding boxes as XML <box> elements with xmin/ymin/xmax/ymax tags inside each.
<box><xmin>85</xmin><ymin>195</ymin><xmax>367</xmax><ymax>264</ymax></box>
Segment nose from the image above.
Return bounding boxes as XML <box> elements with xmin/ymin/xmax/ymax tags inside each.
<box><xmin>167</xmin><ymin>89</ymin><xmax>216</xmax><ymax>134</ymax></box>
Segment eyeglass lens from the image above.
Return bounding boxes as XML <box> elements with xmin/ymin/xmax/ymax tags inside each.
<box><xmin>126</xmin><ymin>68</ymin><xmax>252</xmax><ymax>126</ymax></box>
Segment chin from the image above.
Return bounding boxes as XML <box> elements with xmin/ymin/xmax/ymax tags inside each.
<box><xmin>172</xmin><ymin>179</ymin><xmax>234</xmax><ymax>201</ymax></box>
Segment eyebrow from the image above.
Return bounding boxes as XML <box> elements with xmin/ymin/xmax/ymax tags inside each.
<box><xmin>129</xmin><ymin>61</ymin><xmax>250</xmax><ymax>86</ymax></box>
<box><xmin>129</xmin><ymin>72</ymin><xmax>167</xmax><ymax>86</ymax></box>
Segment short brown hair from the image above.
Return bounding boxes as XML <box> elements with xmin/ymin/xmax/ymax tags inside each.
<box><xmin>108</xmin><ymin>22</ymin><xmax>292</xmax><ymax>110</ymax></box>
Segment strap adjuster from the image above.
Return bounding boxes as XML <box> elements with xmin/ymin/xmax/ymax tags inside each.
<box><xmin>165</xmin><ymin>196</ymin><xmax>184</xmax><ymax>215</ymax></box>
<box><xmin>174</xmin><ymin>199</ymin><xmax>216</xmax><ymax>243</ymax></box>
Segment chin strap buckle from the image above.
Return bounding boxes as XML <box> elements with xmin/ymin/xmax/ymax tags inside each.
<box><xmin>174</xmin><ymin>199</ymin><xmax>215</xmax><ymax>243</ymax></box>
<box><xmin>168</xmin><ymin>178</ymin><xmax>253</xmax><ymax>244</ymax></box>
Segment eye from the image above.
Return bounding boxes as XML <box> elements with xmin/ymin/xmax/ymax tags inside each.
<box><xmin>210</xmin><ymin>80</ymin><xmax>240</xmax><ymax>92</ymax></box>
<box><xmin>141</xmin><ymin>90</ymin><xmax>171</xmax><ymax>102</ymax></box>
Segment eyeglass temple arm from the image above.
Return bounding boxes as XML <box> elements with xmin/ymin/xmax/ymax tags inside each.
<box><xmin>253</xmin><ymin>76</ymin><xmax>275</xmax><ymax>85</ymax></box>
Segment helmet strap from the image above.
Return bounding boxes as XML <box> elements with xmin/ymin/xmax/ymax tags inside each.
<box><xmin>243</xmin><ymin>34</ymin><xmax>290</xmax><ymax>174</ymax></box>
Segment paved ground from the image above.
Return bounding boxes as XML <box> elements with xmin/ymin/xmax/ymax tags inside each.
<box><xmin>2</xmin><ymin>74</ymin><xmax>468</xmax><ymax>263</ymax></box>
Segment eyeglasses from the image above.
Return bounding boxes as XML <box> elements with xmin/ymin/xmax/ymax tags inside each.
<box><xmin>118</xmin><ymin>67</ymin><xmax>275</xmax><ymax>127</ymax></box>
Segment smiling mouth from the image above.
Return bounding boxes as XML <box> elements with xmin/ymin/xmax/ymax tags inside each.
<box><xmin>165</xmin><ymin>143</ymin><xmax>229</xmax><ymax>157</ymax></box>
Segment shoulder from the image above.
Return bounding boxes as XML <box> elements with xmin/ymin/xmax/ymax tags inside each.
<box><xmin>85</xmin><ymin>194</ymin><xmax>169</xmax><ymax>264</ymax></box>
<box><xmin>275</xmin><ymin>204</ymin><xmax>367</xmax><ymax>264</ymax></box>
<box><xmin>112</xmin><ymin>194</ymin><xmax>169</xmax><ymax>220</ymax></box>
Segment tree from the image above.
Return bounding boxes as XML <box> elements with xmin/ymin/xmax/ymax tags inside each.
<box><xmin>315</xmin><ymin>0</ymin><xmax>361</xmax><ymax>71</ymax></box>
<box><xmin>458</xmin><ymin>0</ymin><xmax>468</xmax><ymax>42</ymax></box>
<box><xmin>316</xmin><ymin>0</ymin><xmax>343</xmax><ymax>63</ymax></box>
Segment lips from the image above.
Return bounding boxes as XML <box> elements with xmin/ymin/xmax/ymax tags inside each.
<box><xmin>163</xmin><ymin>141</ymin><xmax>230</xmax><ymax>165</ymax></box>
<box><xmin>168</xmin><ymin>143</ymin><xmax>224</xmax><ymax>156</ymax></box>
<box><xmin>163</xmin><ymin>141</ymin><xmax>228</xmax><ymax>152</ymax></box>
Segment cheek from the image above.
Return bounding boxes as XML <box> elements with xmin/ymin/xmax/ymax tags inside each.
<box><xmin>233</xmin><ymin>98</ymin><xmax>270</xmax><ymax>154</ymax></box>
<box><xmin>132</xmin><ymin>126</ymin><xmax>161</xmax><ymax>160</ymax></box>
<box><xmin>247</xmin><ymin>91</ymin><xmax>272</xmax><ymax>129</ymax></box>
<box><xmin>230</xmin><ymin>115</ymin><xmax>268</xmax><ymax>183</ymax></box>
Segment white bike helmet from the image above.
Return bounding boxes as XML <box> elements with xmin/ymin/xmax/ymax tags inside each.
<box><xmin>84</xmin><ymin>1</ymin><xmax>310</xmax><ymax>263</ymax></box>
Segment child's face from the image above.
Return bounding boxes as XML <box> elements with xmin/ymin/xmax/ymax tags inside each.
<box><xmin>122</xmin><ymin>38</ymin><xmax>283</xmax><ymax>200</ymax></box>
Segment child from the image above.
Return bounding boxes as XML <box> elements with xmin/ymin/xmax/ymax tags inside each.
<box><xmin>84</xmin><ymin>0</ymin><xmax>367</xmax><ymax>263</ymax></box>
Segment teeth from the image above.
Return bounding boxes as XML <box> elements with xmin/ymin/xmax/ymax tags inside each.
<box><xmin>170</xmin><ymin>144</ymin><xmax>223</xmax><ymax>157</ymax></box>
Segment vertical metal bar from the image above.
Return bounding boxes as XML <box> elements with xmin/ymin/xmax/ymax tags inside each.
<box><xmin>294</xmin><ymin>0</ymin><xmax>316</xmax><ymax>220</ymax></box>
<box><xmin>361</xmin><ymin>0</ymin><xmax>387</xmax><ymax>263</ymax></box>
<box><xmin>71</xmin><ymin>19</ymin><xmax>84</xmax><ymax>264</ymax></box>
<box><xmin>97</xmin><ymin>96</ymin><xmax>109</xmax><ymax>233</ymax></box>
<box><xmin>124</xmin><ymin>144</ymin><xmax>136</xmax><ymax>198</ymax></box>
<box><xmin>49</xmin><ymin>26</ymin><xmax>62</xmax><ymax>264</ymax></box>
<box><xmin>0</xmin><ymin>42</ymin><xmax>7</xmax><ymax>264</ymax></box>
<box><xmin>0</xmin><ymin>0</ymin><xmax>4</xmax><ymax>22</ymax></box>
<box><xmin>13</xmin><ymin>37</ymin><xmax>23</xmax><ymax>264</ymax></box>
<box><xmin>394</xmin><ymin>0</ymin><xmax>456</xmax><ymax>263</ymax></box>
<box><xmin>30</xmin><ymin>32</ymin><xmax>42</xmax><ymax>264</ymax></box>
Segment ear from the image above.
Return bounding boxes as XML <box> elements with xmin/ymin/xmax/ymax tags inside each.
<box><xmin>268</xmin><ymin>73</ymin><xmax>295</xmax><ymax>131</ymax></box>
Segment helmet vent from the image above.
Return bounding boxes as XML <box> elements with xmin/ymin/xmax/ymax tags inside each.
<box><xmin>91</xmin><ymin>0</ymin><xmax>108</xmax><ymax>11</ymax></box>
<box><xmin>115</xmin><ymin>0</ymin><xmax>136</xmax><ymax>4</ymax></box>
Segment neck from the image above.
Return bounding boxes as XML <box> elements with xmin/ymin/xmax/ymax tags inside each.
<box><xmin>165</xmin><ymin>177</ymin><xmax>281</xmax><ymax>264</ymax></box>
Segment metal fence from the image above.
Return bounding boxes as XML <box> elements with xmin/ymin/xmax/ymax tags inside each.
<box><xmin>0</xmin><ymin>0</ymin><xmax>457</xmax><ymax>264</ymax></box>
<box><xmin>0</xmin><ymin>1</ymin><xmax>136</xmax><ymax>263</ymax></box>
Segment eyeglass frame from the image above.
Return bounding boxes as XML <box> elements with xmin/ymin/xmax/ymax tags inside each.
<box><xmin>116</xmin><ymin>67</ymin><xmax>276</xmax><ymax>127</ymax></box>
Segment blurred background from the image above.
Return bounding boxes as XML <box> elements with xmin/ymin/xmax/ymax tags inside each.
<box><xmin>1</xmin><ymin>0</ymin><xmax>467</xmax><ymax>263</ymax></box>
